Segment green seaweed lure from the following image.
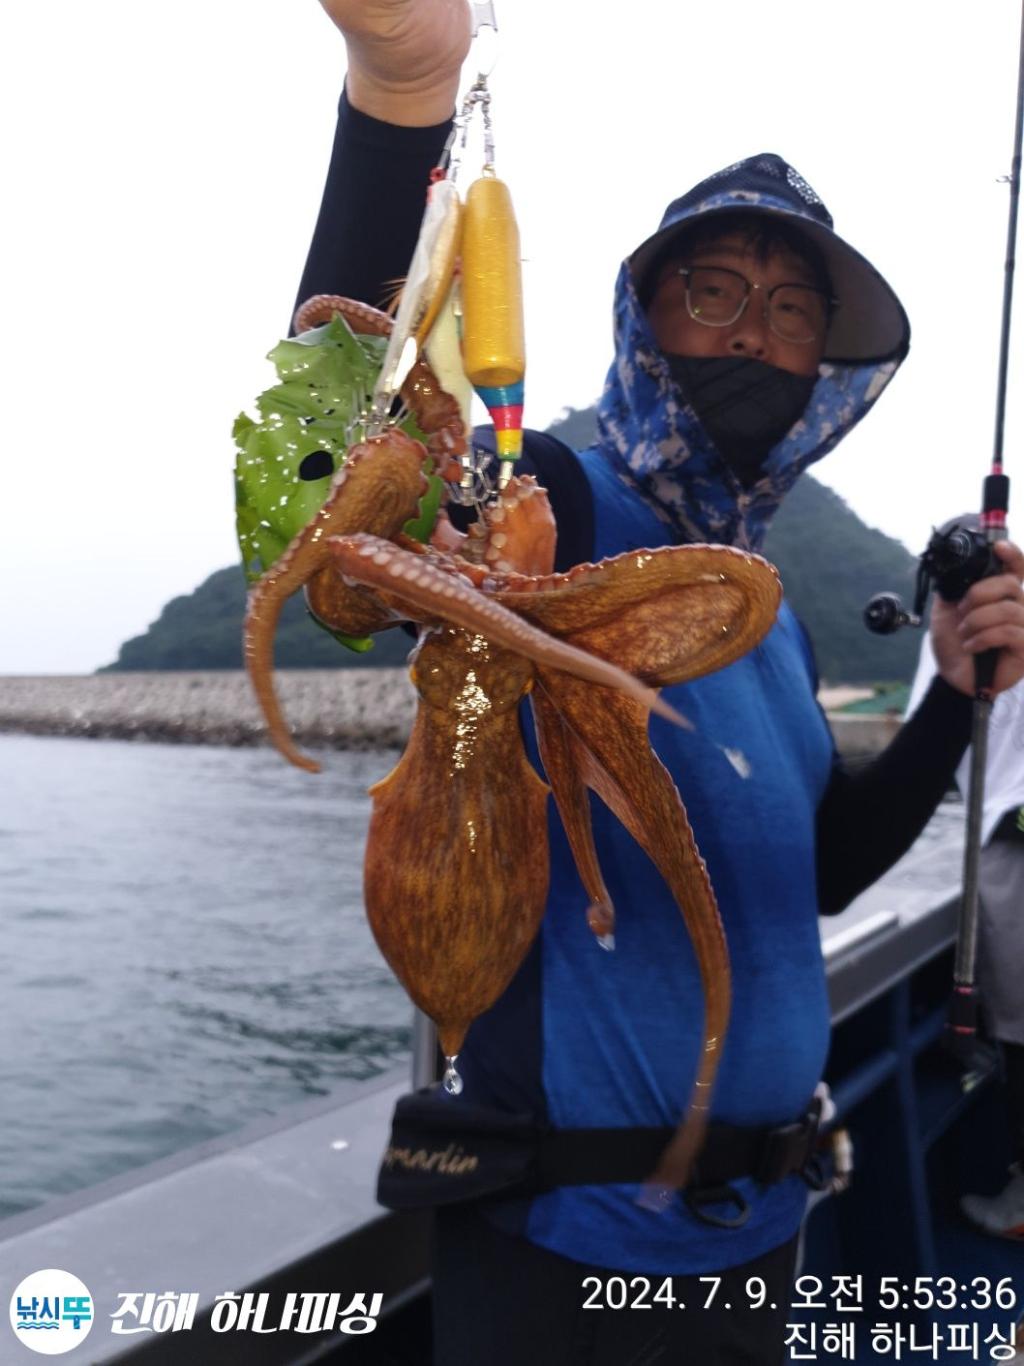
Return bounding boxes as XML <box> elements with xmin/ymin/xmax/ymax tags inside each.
<box><xmin>233</xmin><ymin>314</ymin><xmax>443</xmax><ymax>651</ymax></box>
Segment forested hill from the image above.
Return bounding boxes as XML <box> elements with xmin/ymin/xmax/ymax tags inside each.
<box><xmin>765</xmin><ymin>475</ymin><xmax>917</xmax><ymax>684</ymax></box>
<box><xmin>103</xmin><ymin>407</ymin><xmax>920</xmax><ymax>684</ymax></box>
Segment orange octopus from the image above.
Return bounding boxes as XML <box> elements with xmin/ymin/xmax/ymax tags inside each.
<box><xmin>244</xmin><ymin>298</ymin><xmax>782</xmax><ymax>1191</ymax></box>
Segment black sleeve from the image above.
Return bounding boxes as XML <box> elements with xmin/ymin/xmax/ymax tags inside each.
<box><xmin>816</xmin><ymin>676</ymin><xmax>972</xmax><ymax>914</ymax></box>
<box><xmin>292</xmin><ymin>87</ymin><xmax>453</xmax><ymax>328</ymax></box>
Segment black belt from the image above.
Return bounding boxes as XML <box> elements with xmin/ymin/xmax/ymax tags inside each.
<box><xmin>377</xmin><ymin>1088</ymin><xmax>823</xmax><ymax>1226</ymax></box>
<box><xmin>537</xmin><ymin>1104</ymin><xmax>823</xmax><ymax>1190</ymax></box>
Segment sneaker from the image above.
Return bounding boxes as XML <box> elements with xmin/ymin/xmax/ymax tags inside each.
<box><xmin>960</xmin><ymin>1163</ymin><xmax>1024</xmax><ymax>1239</ymax></box>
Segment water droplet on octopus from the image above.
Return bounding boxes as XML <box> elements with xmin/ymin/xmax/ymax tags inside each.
<box><xmin>443</xmin><ymin>1057</ymin><xmax>463</xmax><ymax>1095</ymax></box>
<box><xmin>587</xmin><ymin>902</ymin><xmax>615</xmax><ymax>941</ymax></box>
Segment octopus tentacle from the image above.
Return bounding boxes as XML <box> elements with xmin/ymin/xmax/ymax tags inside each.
<box><xmin>244</xmin><ymin>432</ymin><xmax>428</xmax><ymax>773</ymax></box>
<box><xmin>402</xmin><ymin>358</ymin><xmax>467</xmax><ymax>479</ymax></box>
<box><xmin>325</xmin><ymin>535</ymin><xmax>689</xmax><ymax>730</ymax></box>
<box><xmin>531</xmin><ymin>685</ymin><xmax>616</xmax><ymax>943</ymax></box>
<box><xmin>534</xmin><ymin>669</ymin><xmax>730</xmax><ymax>1191</ymax></box>
<box><xmin>478</xmin><ymin>475</ymin><xmax>556</xmax><ymax>577</ymax></box>
<box><xmin>496</xmin><ymin>543</ymin><xmax>781</xmax><ymax>683</ymax></box>
<box><xmin>292</xmin><ymin>294</ymin><xmax>393</xmax><ymax>338</ymax></box>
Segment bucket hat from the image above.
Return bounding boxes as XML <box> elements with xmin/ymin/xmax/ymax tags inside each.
<box><xmin>629</xmin><ymin>153</ymin><xmax>910</xmax><ymax>364</ymax></box>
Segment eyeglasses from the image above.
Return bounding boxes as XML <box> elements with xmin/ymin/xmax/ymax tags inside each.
<box><xmin>675</xmin><ymin>266</ymin><xmax>835</xmax><ymax>345</ymax></box>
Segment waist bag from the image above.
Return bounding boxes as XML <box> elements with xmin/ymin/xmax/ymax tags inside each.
<box><xmin>377</xmin><ymin>1087</ymin><xmax>823</xmax><ymax>1211</ymax></box>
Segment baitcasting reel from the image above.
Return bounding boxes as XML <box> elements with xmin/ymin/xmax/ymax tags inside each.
<box><xmin>863</xmin><ymin>515</ymin><xmax>1001</xmax><ymax>636</ymax></box>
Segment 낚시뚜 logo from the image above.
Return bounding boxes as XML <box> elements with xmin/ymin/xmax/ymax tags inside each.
<box><xmin>9</xmin><ymin>1269</ymin><xmax>94</xmax><ymax>1355</ymax></box>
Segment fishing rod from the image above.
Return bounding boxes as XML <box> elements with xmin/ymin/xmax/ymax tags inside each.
<box><xmin>864</xmin><ymin>0</ymin><xmax>1024</xmax><ymax>1072</ymax></box>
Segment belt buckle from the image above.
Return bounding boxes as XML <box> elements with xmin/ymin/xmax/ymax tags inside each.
<box><xmin>683</xmin><ymin>1182</ymin><xmax>751</xmax><ymax>1229</ymax></box>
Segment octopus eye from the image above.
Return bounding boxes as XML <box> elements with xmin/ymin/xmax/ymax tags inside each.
<box><xmin>298</xmin><ymin>450</ymin><xmax>334</xmax><ymax>481</ymax></box>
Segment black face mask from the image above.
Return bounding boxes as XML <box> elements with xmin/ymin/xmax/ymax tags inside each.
<box><xmin>665</xmin><ymin>355</ymin><xmax>816</xmax><ymax>486</ymax></box>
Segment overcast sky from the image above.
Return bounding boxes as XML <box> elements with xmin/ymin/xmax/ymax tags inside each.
<box><xmin>2</xmin><ymin>1</ymin><xmax>1022</xmax><ymax>674</ymax></box>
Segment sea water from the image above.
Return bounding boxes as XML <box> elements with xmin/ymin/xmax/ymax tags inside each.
<box><xmin>0</xmin><ymin>734</ymin><xmax>406</xmax><ymax>1221</ymax></box>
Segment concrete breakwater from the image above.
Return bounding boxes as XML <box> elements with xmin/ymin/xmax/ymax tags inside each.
<box><xmin>0</xmin><ymin>673</ymin><xmax>900</xmax><ymax>756</ymax></box>
<box><xmin>0</xmin><ymin>671</ymin><xmax>418</xmax><ymax>750</ymax></box>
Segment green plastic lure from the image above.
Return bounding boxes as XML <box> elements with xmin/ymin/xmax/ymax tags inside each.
<box><xmin>233</xmin><ymin>314</ymin><xmax>442</xmax><ymax>651</ymax></box>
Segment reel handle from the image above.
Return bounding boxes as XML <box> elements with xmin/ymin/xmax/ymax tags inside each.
<box><xmin>863</xmin><ymin>592</ymin><xmax>922</xmax><ymax>635</ymax></box>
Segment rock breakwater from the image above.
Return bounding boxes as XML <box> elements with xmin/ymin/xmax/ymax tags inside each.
<box><xmin>0</xmin><ymin>671</ymin><xmax>417</xmax><ymax>750</ymax></box>
<box><xmin>0</xmin><ymin>673</ymin><xmax>896</xmax><ymax>757</ymax></box>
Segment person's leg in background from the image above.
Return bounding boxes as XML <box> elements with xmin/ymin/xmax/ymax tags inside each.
<box><xmin>960</xmin><ymin>840</ymin><xmax>1024</xmax><ymax>1238</ymax></box>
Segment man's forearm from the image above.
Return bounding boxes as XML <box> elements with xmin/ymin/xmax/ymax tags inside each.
<box><xmin>291</xmin><ymin>86</ymin><xmax>453</xmax><ymax>328</ymax></box>
<box><xmin>816</xmin><ymin>676</ymin><xmax>973</xmax><ymax>914</ymax></box>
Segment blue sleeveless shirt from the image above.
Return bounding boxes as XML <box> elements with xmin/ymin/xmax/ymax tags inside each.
<box><xmin>453</xmin><ymin>256</ymin><xmax>903</xmax><ymax>1274</ymax></box>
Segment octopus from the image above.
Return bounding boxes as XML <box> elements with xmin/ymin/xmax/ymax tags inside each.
<box><xmin>245</xmin><ymin>297</ymin><xmax>782</xmax><ymax>1191</ymax></box>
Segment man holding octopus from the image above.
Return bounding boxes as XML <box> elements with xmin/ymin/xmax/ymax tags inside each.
<box><xmin>293</xmin><ymin>3</ymin><xmax>1024</xmax><ymax>1360</ymax></box>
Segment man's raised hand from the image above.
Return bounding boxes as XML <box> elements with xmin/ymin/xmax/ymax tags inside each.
<box><xmin>319</xmin><ymin>0</ymin><xmax>472</xmax><ymax>126</ymax></box>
